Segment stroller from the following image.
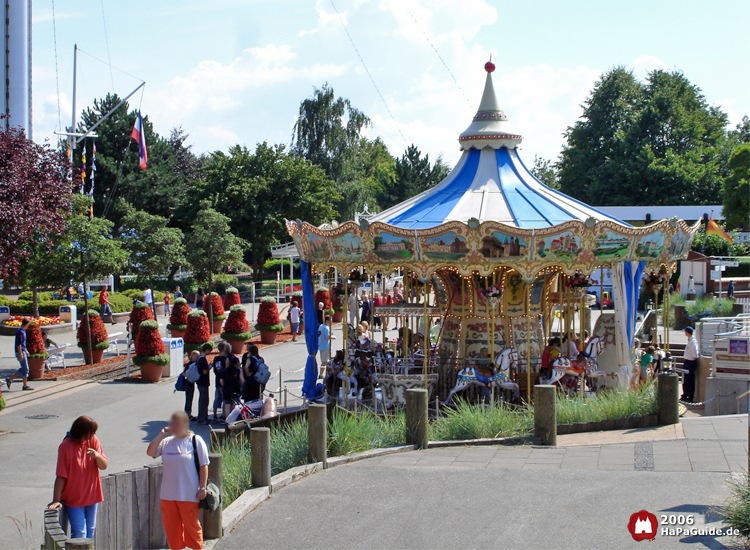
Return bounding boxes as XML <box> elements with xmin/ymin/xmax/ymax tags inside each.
<box><xmin>224</xmin><ymin>393</ymin><xmax>278</xmax><ymax>425</ymax></box>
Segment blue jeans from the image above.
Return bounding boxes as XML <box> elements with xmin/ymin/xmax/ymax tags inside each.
<box><xmin>16</xmin><ymin>353</ymin><xmax>29</xmax><ymax>378</ymax></box>
<box><xmin>197</xmin><ymin>384</ymin><xmax>210</xmax><ymax>422</ymax></box>
<box><xmin>67</xmin><ymin>502</ymin><xmax>98</xmax><ymax>539</ymax></box>
<box><xmin>184</xmin><ymin>382</ymin><xmax>195</xmax><ymax>416</ymax></box>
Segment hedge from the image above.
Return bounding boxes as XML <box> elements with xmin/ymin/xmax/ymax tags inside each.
<box><xmin>121</xmin><ymin>289</ymin><xmax>166</xmax><ymax>303</ymax></box>
<box><xmin>7</xmin><ymin>292</ymin><xmax>132</xmax><ymax>315</ymax></box>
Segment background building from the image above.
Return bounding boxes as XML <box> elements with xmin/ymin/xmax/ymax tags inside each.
<box><xmin>1</xmin><ymin>0</ymin><xmax>32</xmax><ymax>139</ymax></box>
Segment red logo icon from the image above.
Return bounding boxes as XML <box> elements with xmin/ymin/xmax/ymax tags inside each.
<box><xmin>627</xmin><ymin>510</ymin><xmax>658</xmax><ymax>541</ymax></box>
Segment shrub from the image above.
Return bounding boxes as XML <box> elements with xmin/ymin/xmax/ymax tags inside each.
<box><xmin>223</xmin><ymin>287</ymin><xmax>241</xmax><ymax>309</ymax></box>
<box><xmin>184</xmin><ymin>310</ymin><xmax>212</xmax><ymax>352</ymax></box>
<box><xmin>133</xmin><ymin>319</ymin><xmax>170</xmax><ymax>366</ymax></box>
<box><xmin>263</xmin><ymin>258</ymin><xmax>299</xmax><ymax>277</ymax></box>
<box><xmin>204</xmin><ymin>274</ymin><xmax>239</xmax><ymax>295</ymax></box>
<box><xmin>314</xmin><ymin>288</ymin><xmax>330</xmax><ymax>310</ymax></box>
<box><xmin>129</xmin><ymin>302</ymin><xmax>154</xmax><ymax>339</ymax></box>
<box><xmin>725</xmin><ymin>473</ymin><xmax>750</xmax><ymax>540</ymax></box>
<box><xmin>221</xmin><ymin>305</ymin><xmax>251</xmax><ymax>341</ymax></box>
<box><xmin>9</xmin><ymin>299</ymin><xmax>71</xmax><ymax>316</ymax></box>
<box><xmin>18</xmin><ymin>291</ymin><xmax>54</xmax><ymax>301</ymax></box>
<box><xmin>121</xmin><ymin>289</ymin><xmax>166</xmax><ymax>303</ymax></box>
<box><xmin>205</xmin><ymin>292</ymin><xmax>226</xmax><ymax>320</ymax></box>
<box><xmin>73</xmin><ymin>292</ymin><xmax>131</xmax><ymax>315</ymax></box>
<box><xmin>255</xmin><ymin>297</ymin><xmax>283</xmax><ymax>332</ymax></box>
<box><xmin>26</xmin><ymin>322</ymin><xmax>49</xmax><ymax>359</ymax></box>
<box><xmin>77</xmin><ymin>311</ymin><xmax>110</xmax><ymax>350</ymax></box>
<box><xmin>167</xmin><ymin>298</ymin><xmax>190</xmax><ymax>331</ymax></box>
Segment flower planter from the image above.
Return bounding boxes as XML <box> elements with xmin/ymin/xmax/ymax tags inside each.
<box><xmin>260</xmin><ymin>330</ymin><xmax>278</xmax><ymax>345</ymax></box>
<box><xmin>227</xmin><ymin>340</ymin><xmax>245</xmax><ymax>354</ymax></box>
<box><xmin>82</xmin><ymin>348</ymin><xmax>104</xmax><ymax>365</ymax></box>
<box><xmin>212</xmin><ymin>320</ymin><xmax>224</xmax><ymax>334</ymax></box>
<box><xmin>28</xmin><ymin>357</ymin><xmax>46</xmax><ymax>380</ymax></box>
<box><xmin>332</xmin><ymin>311</ymin><xmax>343</xmax><ymax>323</ymax></box>
<box><xmin>170</xmin><ymin>329</ymin><xmax>185</xmax><ymax>339</ymax></box>
<box><xmin>139</xmin><ymin>362</ymin><xmax>163</xmax><ymax>383</ymax></box>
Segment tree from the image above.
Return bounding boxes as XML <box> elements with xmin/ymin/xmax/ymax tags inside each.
<box><xmin>201</xmin><ymin>142</ymin><xmax>338</xmax><ymax>279</ymax></box>
<box><xmin>378</xmin><ymin>144</ymin><xmax>449</xmax><ymax>210</ymax></box>
<box><xmin>0</xmin><ymin>123</ymin><xmax>71</xmax><ymax>279</ymax></box>
<box><xmin>722</xmin><ymin>144</ymin><xmax>750</xmax><ymax>230</ymax></box>
<box><xmin>185</xmin><ymin>203</ymin><xmax>245</xmax><ymax>324</ymax></box>
<box><xmin>530</xmin><ymin>155</ymin><xmax>559</xmax><ymax>190</ymax></box>
<box><xmin>15</xmin><ymin>232</ymin><xmax>71</xmax><ymax>316</ymax></box>
<box><xmin>336</xmin><ymin>137</ymin><xmax>396</xmax><ymax>220</ymax></box>
<box><xmin>119</xmin><ymin>202</ymin><xmax>187</xmax><ymax>290</ymax></box>
<box><xmin>558</xmin><ymin>68</ymin><xmax>730</xmax><ymax>206</ymax></box>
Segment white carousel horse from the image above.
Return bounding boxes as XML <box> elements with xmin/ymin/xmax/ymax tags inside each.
<box><xmin>547</xmin><ymin>336</ymin><xmax>607</xmax><ymax>392</ymax></box>
<box><xmin>445</xmin><ymin>347</ymin><xmax>520</xmax><ymax>405</ymax></box>
<box><xmin>582</xmin><ymin>336</ymin><xmax>607</xmax><ymax>390</ymax></box>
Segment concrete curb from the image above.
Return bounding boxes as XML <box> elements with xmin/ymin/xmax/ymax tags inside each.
<box><xmin>428</xmin><ymin>436</ymin><xmax>541</xmax><ymax>448</ymax></box>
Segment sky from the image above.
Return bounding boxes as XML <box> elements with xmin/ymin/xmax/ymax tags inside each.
<box><xmin>31</xmin><ymin>0</ymin><xmax>750</xmax><ymax>169</ymax></box>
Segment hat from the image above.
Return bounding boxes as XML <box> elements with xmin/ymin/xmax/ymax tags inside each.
<box><xmin>684</xmin><ymin>326</ymin><xmax>694</xmax><ymax>334</ymax></box>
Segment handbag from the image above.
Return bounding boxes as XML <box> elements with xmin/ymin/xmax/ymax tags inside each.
<box><xmin>192</xmin><ymin>435</ymin><xmax>221</xmax><ymax>512</ymax></box>
<box><xmin>174</xmin><ymin>373</ymin><xmax>187</xmax><ymax>392</ymax></box>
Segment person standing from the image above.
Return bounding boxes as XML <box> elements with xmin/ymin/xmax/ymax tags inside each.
<box><xmin>360</xmin><ymin>292</ymin><xmax>371</xmax><ymax>324</ymax></box>
<box><xmin>174</xmin><ymin>286</ymin><xmax>183</xmax><ymax>300</ymax></box>
<box><xmin>382</xmin><ymin>290</ymin><xmax>392</xmax><ymax>332</ymax></box>
<box><xmin>47</xmin><ymin>416</ymin><xmax>108</xmax><ymax>539</ymax></box>
<box><xmin>143</xmin><ymin>285</ymin><xmax>154</xmax><ymax>312</ymax></box>
<box><xmin>65</xmin><ymin>284</ymin><xmax>74</xmax><ymax>302</ymax></box>
<box><xmin>347</xmin><ymin>287</ymin><xmax>358</xmax><ymax>328</ymax></box>
<box><xmin>195</xmin><ymin>344</ymin><xmax>212</xmax><ymax>425</ymax></box>
<box><xmin>99</xmin><ymin>286</ymin><xmax>116</xmax><ymax>325</ymax></box>
<box><xmin>316</xmin><ymin>302</ymin><xmax>324</xmax><ymax>326</ymax></box>
<box><xmin>318</xmin><ymin>315</ymin><xmax>335</xmax><ymax>377</ymax></box>
<box><xmin>164</xmin><ymin>291</ymin><xmax>171</xmax><ymax>318</ymax></box>
<box><xmin>220</xmin><ymin>355</ymin><xmax>244</xmax><ymax>419</ymax></box>
<box><xmin>681</xmin><ymin>326</ymin><xmax>700</xmax><ymax>402</ymax></box>
<box><xmin>372</xmin><ymin>292</ymin><xmax>383</xmax><ymax>332</ymax></box>
<box><xmin>7</xmin><ymin>318</ymin><xmax>32</xmax><ymax>391</ymax></box>
<box><xmin>289</xmin><ymin>301</ymin><xmax>300</xmax><ymax>342</ymax></box>
<box><xmin>147</xmin><ymin>412</ymin><xmax>209</xmax><ymax>550</ymax></box>
<box><xmin>241</xmin><ymin>344</ymin><xmax>265</xmax><ymax>402</ymax></box>
<box><xmin>728</xmin><ymin>280</ymin><xmax>735</xmax><ymax>299</ymax></box>
<box><xmin>211</xmin><ymin>343</ymin><xmax>229</xmax><ymax>423</ymax></box>
<box><xmin>195</xmin><ymin>288</ymin><xmax>205</xmax><ymax>310</ymax></box>
<box><xmin>183</xmin><ymin>351</ymin><xmax>199</xmax><ymax>421</ymax></box>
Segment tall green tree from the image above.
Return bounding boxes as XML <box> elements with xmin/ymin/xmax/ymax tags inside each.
<box><xmin>530</xmin><ymin>155</ymin><xmax>559</xmax><ymax>190</ymax></box>
<box><xmin>119</xmin><ymin>203</ymin><xmax>187</xmax><ymax>290</ymax></box>
<box><xmin>185</xmin><ymin>203</ymin><xmax>245</xmax><ymax>323</ymax></box>
<box><xmin>202</xmin><ymin>142</ymin><xmax>339</xmax><ymax>278</ymax></box>
<box><xmin>722</xmin><ymin>144</ymin><xmax>750</xmax><ymax>230</ymax></box>
<box><xmin>378</xmin><ymin>144</ymin><xmax>449</xmax><ymax>210</ymax></box>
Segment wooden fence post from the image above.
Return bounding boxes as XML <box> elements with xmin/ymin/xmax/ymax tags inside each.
<box><xmin>251</xmin><ymin>428</ymin><xmax>271</xmax><ymax>489</ymax></box>
<box><xmin>130</xmin><ymin>468</ymin><xmax>150</xmax><ymax>550</ymax></box>
<box><xmin>114</xmin><ymin>472</ymin><xmax>133</xmax><ymax>549</ymax></box>
<box><xmin>96</xmin><ymin>474</ymin><xmax>116</xmax><ymax>549</ymax></box>
<box><xmin>534</xmin><ymin>384</ymin><xmax>557</xmax><ymax>446</ymax></box>
<box><xmin>203</xmin><ymin>453</ymin><xmax>223</xmax><ymax>539</ymax></box>
<box><xmin>307</xmin><ymin>403</ymin><xmax>327</xmax><ymax>468</ymax></box>
<box><xmin>405</xmin><ymin>388</ymin><xmax>429</xmax><ymax>449</ymax></box>
<box><xmin>147</xmin><ymin>464</ymin><xmax>167</xmax><ymax>549</ymax></box>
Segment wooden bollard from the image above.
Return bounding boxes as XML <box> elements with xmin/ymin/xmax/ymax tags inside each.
<box><xmin>250</xmin><ymin>428</ymin><xmax>271</xmax><ymax>488</ymax></box>
<box><xmin>405</xmin><ymin>388</ymin><xmax>429</xmax><ymax>449</ymax></box>
<box><xmin>203</xmin><ymin>453</ymin><xmax>223</xmax><ymax>539</ymax></box>
<box><xmin>534</xmin><ymin>384</ymin><xmax>557</xmax><ymax>446</ymax></box>
<box><xmin>658</xmin><ymin>373</ymin><xmax>679</xmax><ymax>425</ymax></box>
<box><xmin>307</xmin><ymin>404</ymin><xmax>328</xmax><ymax>468</ymax></box>
<box><xmin>66</xmin><ymin>538</ymin><xmax>95</xmax><ymax>549</ymax></box>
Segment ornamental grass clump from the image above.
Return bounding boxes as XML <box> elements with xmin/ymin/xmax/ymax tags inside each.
<box><xmin>430</xmin><ymin>400</ymin><xmax>532</xmax><ymax>441</ymax></box>
<box><xmin>167</xmin><ymin>298</ymin><xmax>190</xmax><ymax>332</ymax></box>
<box><xmin>220</xmin><ymin>305</ymin><xmax>251</xmax><ymax>342</ymax></box>
<box><xmin>553</xmin><ymin>383</ymin><xmax>657</xmax><ymax>425</ymax></box>
<box><xmin>206</xmin><ymin>292</ymin><xmax>226</xmax><ymax>321</ymax></box>
<box><xmin>725</xmin><ymin>473</ymin><xmax>750</xmax><ymax>540</ymax></box>
<box><xmin>26</xmin><ymin>322</ymin><xmax>49</xmax><ymax>359</ymax></box>
<box><xmin>133</xmin><ymin>319</ymin><xmax>170</xmax><ymax>366</ymax></box>
<box><xmin>129</xmin><ymin>302</ymin><xmax>154</xmax><ymax>339</ymax></box>
<box><xmin>223</xmin><ymin>287</ymin><xmax>241</xmax><ymax>309</ymax></box>
<box><xmin>77</xmin><ymin>311</ymin><xmax>109</xmax><ymax>351</ymax></box>
<box><xmin>184</xmin><ymin>310</ymin><xmax>212</xmax><ymax>352</ymax></box>
<box><xmin>255</xmin><ymin>297</ymin><xmax>284</xmax><ymax>332</ymax></box>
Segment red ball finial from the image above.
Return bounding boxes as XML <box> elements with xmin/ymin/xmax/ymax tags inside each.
<box><xmin>485</xmin><ymin>60</ymin><xmax>495</xmax><ymax>73</ymax></box>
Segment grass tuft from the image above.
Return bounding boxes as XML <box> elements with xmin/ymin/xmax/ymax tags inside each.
<box><xmin>725</xmin><ymin>474</ymin><xmax>750</xmax><ymax>540</ymax></box>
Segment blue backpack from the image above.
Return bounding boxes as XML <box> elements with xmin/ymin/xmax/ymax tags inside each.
<box><xmin>174</xmin><ymin>373</ymin><xmax>188</xmax><ymax>392</ymax></box>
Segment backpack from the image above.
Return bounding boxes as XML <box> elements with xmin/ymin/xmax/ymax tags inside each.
<box><xmin>254</xmin><ymin>358</ymin><xmax>271</xmax><ymax>385</ymax></box>
<box><xmin>174</xmin><ymin>373</ymin><xmax>187</xmax><ymax>392</ymax></box>
<box><xmin>186</xmin><ymin>361</ymin><xmax>200</xmax><ymax>383</ymax></box>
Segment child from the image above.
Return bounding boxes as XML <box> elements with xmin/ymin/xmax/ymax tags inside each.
<box><xmin>163</xmin><ymin>291</ymin><xmax>171</xmax><ymax>317</ymax></box>
<box><xmin>184</xmin><ymin>351</ymin><xmax>199</xmax><ymax>421</ymax></box>
<box><xmin>212</xmin><ymin>342</ymin><xmax>228</xmax><ymax>422</ymax></box>
<box><xmin>220</xmin><ymin>355</ymin><xmax>244</xmax><ymax>420</ymax></box>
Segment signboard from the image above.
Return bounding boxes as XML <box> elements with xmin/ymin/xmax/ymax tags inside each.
<box><xmin>713</xmin><ymin>336</ymin><xmax>750</xmax><ymax>380</ymax></box>
<box><xmin>710</xmin><ymin>271</ymin><xmax>722</xmax><ymax>281</ymax></box>
<box><xmin>710</xmin><ymin>260</ymin><xmax>739</xmax><ymax>267</ymax></box>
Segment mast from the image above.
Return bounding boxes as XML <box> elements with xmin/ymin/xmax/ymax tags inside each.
<box><xmin>71</xmin><ymin>44</ymin><xmax>77</xmax><ymax>136</ymax></box>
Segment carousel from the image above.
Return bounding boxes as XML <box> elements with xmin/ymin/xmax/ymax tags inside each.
<box><xmin>291</xmin><ymin>61</ymin><xmax>700</xmax><ymax>409</ymax></box>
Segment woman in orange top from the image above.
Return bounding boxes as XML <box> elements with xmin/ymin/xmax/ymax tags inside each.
<box><xmin>48</xmin><ymin>416</ymin><xmax>108</xmax><ymax>539</ymax></box>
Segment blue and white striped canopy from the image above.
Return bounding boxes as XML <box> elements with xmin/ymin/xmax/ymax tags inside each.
<box><xmin>370</xmin><ymin>68</ymin><xmax>627</xmax><ymax>230</ymax></box>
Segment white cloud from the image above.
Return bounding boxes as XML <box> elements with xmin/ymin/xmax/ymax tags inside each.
<box><xmin>630</xmin><ymin>55</ymin><xmax>669</xmax><ymax>80</ymax></box>
<box><xmin>299</xmin><ymin>0</ymin><xmax>348</xmax><ymax>37</ymax></box>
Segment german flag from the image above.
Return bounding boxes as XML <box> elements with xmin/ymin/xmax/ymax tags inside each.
<box><xmin>706</xmin><ymin>217</ymin><xmax>733</xmax><ymax>243</ymax></box>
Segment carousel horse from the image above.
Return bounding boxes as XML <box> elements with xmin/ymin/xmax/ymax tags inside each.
<box><xmin>547</xmin><ymin>336</ymin><xmax>606</xmax><ymax>394</ymax></box>
<box><xmin>445</xmin><ymin>347</ymin><xmax>520</xmax><ymax>405</ymax></box>
<box><xmin>324</xmin><ymin>350</ymin><xmax>348</xmax><ymax>397</ymax></box>
<box><xmin>582</xmin><ymin>336</ymin><xmax>607</xmax><ymax>391</ymax></box>
<box><xmin>349</xmin><ymin>349</ymin><xmax>376</xmax><ymax>400</ymax></box>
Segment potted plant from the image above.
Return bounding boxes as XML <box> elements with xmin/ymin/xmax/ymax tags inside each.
<box><xmin>77</xmin><ymin>310</ymin><xmax>109</xmax><ymax>364</ymax></box>
<box><xmin>221</xmin><ymin>305</ymin><xmax>251</xmax><ymax>354</ymax></box>
<box><xmin>26</xmin><ymin>321</ymin><xmax>48</xmax><ymax>379</ymax></box>
<box><xmin>133</xmin><ymin>319</ymin><xmax>170</xmax><ymax>383</ymax></box>
<box><xmin>314</xmin><ymin>287</ymin><xmax>331</xmax><ymax>311</ymax></box>
<box><xmin>167</xmin><ymin>298</ymin><xmax>190</xmax><ymax>338</ymax></box>
<box><xmin>129</xmin><ymin>302</ymin><xmax>154</xmax><ymax>341</ymax></box>
<box><xmin>206</xmin><ymin>292</ymin><xmax>226</xmax><ymax>334</ymax></box>
<box><xmin>331</xmin><ymin>283</ymin><xmax>345</xmax><ymax>323</ymax></box>
<box><xmin>184</xmin><ymin>310</ymin><xmax>213</xmax><ymax>353</ymax></box>
<box><xmin>292</xmin><ymin>290</ymin><xmax>304</xmax><ymax>310</ymax></box>
<box><xmin>223</xmin><ymin>287</ymin><xmax>242</xmax><ymax>309</ymax></box>
<box><xmin>255</xmin><ymin>296</ymin><xmax>284</xmax><ymax>345</ymax></box>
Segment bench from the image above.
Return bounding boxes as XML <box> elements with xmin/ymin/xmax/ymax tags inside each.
<box><xmin>46</xmin><ymin>344</ymin><xmax>70</xmax><ymax>369</ymax></box>
<box><xmin>106</xmin><ymin>332</ymin><xmax>124</xmax><ymax>356</ymax></box>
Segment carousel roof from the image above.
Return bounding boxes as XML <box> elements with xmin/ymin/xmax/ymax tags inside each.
<box><xmin>370</xmin><ymin>62</ymin><xmax>628</xmax><ymax>231</ymax></box>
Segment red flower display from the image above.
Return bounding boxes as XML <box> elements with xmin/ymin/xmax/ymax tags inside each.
<box><xmin>184</xmin><ymin>310</ymin><xmax>212</xmax><ymax>351</ymax></box>
<box><xmin>314</xmin><ymin>288</ymin><xmax>331</xmax><ymax>310</ymax></box>
<box><xmin>167</xmin><ymin>298</ymin><xmax>190</xmax><ymax>331</ymax></box>
<box><xmin>77</xmin><ymin>311</ymin><xmax>110</xmax><ymax>350</ymax></box>
<box><xmin>206</xmin><ymin>292</ymin><xmax>226</xmax><ymax>320</ymax></box>
<box><xmin>221</xmin><ymin>305</ymin><xmax>251</xmax><ymax>341</ymax></box>
<box><xmin>133</xmin><ymin>319</ymin><xmax>170</xmax><ymax>366</ymax></box>
<box><xmin>129</xmin><ymin>302</ymin><xmax>154</xmax><ymax>339</ymax></box>
<box><xmin>255</xmin><ymin>297</ymin><xmax>283</xmax><ymax>332</ymax></box>
<box><xmin>26</xmin><ymin>322</ymin><xmax>48</xmax><ymax>358</ymax></box>
<box><xmin>223</xmin><ymin>287</ymin><xmax>241</xmax><ymax>309</ymax></box>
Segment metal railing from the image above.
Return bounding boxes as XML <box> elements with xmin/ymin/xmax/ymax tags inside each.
<box><xmin>697</xmin><ymin>314</ymin><xmax>750</xmax><ymax>356</ymax></box>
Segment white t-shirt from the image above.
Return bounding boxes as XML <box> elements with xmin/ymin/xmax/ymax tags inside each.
<box><xmin>290</xmin><ymin>307</ymin><xmax>300</xmax><ymax>323</ymax></box>
<box><xmin>155</xmin><ymin>434</ymin><xmax>209</xmax><ymax>502</ymax></box>
<box><xmin>143</xmin><ymin>288</ymin><xmax>153</xmax><ymax>305</ymax></box>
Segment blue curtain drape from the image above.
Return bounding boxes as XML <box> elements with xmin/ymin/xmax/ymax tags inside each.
<box><xmin>623</xmin><ymin>261</ymin><xmax>646</xmax><ymax>347</ymax></box>
<box><xmin>300</xmin><ymin>260</ymin><xmax>319</xmax><ymax>398</ymax></box>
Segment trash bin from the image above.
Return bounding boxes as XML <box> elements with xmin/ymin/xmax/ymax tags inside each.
<box><xmin>59</xmin><ymin>305</ymin><xmax>77</xmax><ymax>331</ymax></box>
<box><xmin>162</xmin><ymin>337</ymin><xmax>184</xmax><ymax>377</ymax></box>
<box><xmin>0</xmin><ymin>306</ymin><xmax>9</xmax><ymax>323</ymax></box>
